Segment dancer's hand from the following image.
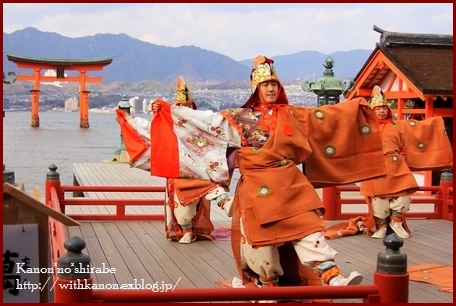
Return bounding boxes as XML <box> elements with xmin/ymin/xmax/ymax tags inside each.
<box><xmin>152</xmin><ymin>100</ymin><xmax>161</xmax><ymax>113</ymax></box>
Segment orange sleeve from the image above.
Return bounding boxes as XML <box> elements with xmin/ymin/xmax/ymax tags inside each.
<box><xmin>150</xmin><ymin>100</ymin><xmax>180</xmax><ymax>178</ymax></box>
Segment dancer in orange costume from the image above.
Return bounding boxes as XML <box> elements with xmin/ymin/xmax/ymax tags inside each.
<box><xmin>150</xmin><ymin>55</ymin><xmax>389</xmax><ymax>299</ymax></box>
<box><xmin>360</xmin><ymin>85</ymin><xmax>453</xmax><ymax>239</ymax></box>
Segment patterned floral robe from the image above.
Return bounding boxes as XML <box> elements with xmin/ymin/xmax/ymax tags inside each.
<box><xmin>115</xmin><ymin>109</ymin><xmax>217</xmax><ymax>242</ymax></box>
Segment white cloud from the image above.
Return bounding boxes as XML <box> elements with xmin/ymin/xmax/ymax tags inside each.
<box><xmin>3</xmin><ymin>3</ymin><xmax>453</xmax><ymax>61</ymax></box>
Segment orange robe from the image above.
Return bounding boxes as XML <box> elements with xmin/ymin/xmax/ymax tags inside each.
<box><xmin>150</xmin><ymin>97</ymin><xmax>387</xmax><ymax>287</ymax></box>
<box><xmin>222</xmin><ymin>98</ymin><xmax>387</xmax><ymax>286</ymax></box>
<box><xmin>360</xmin><ymin>116</ymin><xmax>453</xmax><ymax>235</ymax></box>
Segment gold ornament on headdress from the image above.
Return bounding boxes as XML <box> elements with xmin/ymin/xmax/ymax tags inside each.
<box><xmin>174</xmin><ymin>76</ymin><xmax>194</xmax><ymax>106</ymax></box>
<box><xmin>369</xmin><ymin>85</ymin><xmax>389</xmax><ymax>108</ymax></box>
<box><xmin>250</xmin><ymin>54</ymin><xmax>281</xmax><ymax>93</ymax></box>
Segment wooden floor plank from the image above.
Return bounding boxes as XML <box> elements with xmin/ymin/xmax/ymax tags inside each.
<box><xmin>71</xmin><ymin>164</ymin><xmax>100</xmax><ymax>214</ymax></box>
<box><xmin>61</xmin><ymin>219</ymin><xmax>452</xmax><ymax>303</ymax></box>
<box><xmin>131</xmin><ymin>222</ymin><xmax>198</xmax><ymax>288</ymax></box>
<box><xmin>324</xmin><ymin>220</ymin><xmax>453</xmax><ymax>303</ymax></box>
<box><xmin>72</xmin><ymin>163</ymin><xmax>111</xmax><ymax>214</ymax></box>
<box><xmin>101</xmin><ymin>222</ymin><xmax>156</xmax><ymax>285</ymax></box>
<box><xmin>146</xmin><ymin>221</ymin><xmax>224</xmax><ymax>288</ymax></box>
<box><xmin>196</xmin><ymin>240</ymin><xmax>239</xmax><ymax>277</ymax></box>
<box><xmin>89</xmin><ymin>222</ymin><xmax>135</xmax><ymax>285</ymax></box>
<box><xmin>71</xmin><ymin>163</ymin><xmax>166</xmax><ymax>215</ymax></box>
<box><xmin>67</xmin><ymin>223</ymin><xmax>118</xmax><ymax>285</ymax></box>
<box><xmin>63</xmin><ymin>164</ymin><xmax>452</xmax><ymax>302</ymax></box>
<box><xmin>113</xmin><ymin>222</ymin><xmax>173</xmax><ymax>284</ymax></box>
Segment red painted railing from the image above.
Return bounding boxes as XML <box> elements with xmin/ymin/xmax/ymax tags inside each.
<box><xmin>44</xmin><ymin>165</ymin><xmax>447</xmax><ymax>303</ymax></box>
<box><xmin>442</xmin><ymin>186</ymin><xmax>453</xmax><ymax>221</ymax></box>
<box><xmin>53</xmin><ymin>262</ymin><xmax>409</xmax><ymax>303</ymax></box>
<box><xmin>46</xmin><ymin>186</ymin><xmax>391</xmax><ymax>303</ymax></box>
<box><xmin>321</xmin><ymin>177</ymin><xmax>453</xmax><ymax>221</ymax></box>
<box><xmin>45</xmin><ymin>179</ymin><xmax>69</xmax><ymax>282</ymax></box>
<box><xmin>45</xmin><ymin>177</ymin><xmax>166</xmax><ymax>221</ymax></box>
<box><xmin>88</xmin><ymin>286</ymin><xmax>382</xmax><ymax>303</ymax></box>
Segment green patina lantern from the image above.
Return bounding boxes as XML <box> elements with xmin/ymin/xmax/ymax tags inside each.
<box><xmin>117</xmin><ymin>95</ymin><xmax>132</xmax><ymax>115</ymax></box>
<box><xmin>301</xmin><ymin>57</ymin><xmax>355</xmax><ymax>106</ymax></box>
<box><xmin>112</xmin><ymin>95</ymin><xmax>131</xmax><ymax>159</ymax></box>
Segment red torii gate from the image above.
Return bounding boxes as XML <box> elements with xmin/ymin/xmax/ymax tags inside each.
<box><xmin>6</xmin><ymin>52</ymin><xmax>113</xmax><ymax>128</ymax></box>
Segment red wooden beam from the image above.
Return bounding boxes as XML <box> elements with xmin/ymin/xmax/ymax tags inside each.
<box><xmin>90</xmin><ymin>285</ymin><xmax>381</xmax><ymax>302</ymax></box>
<box><xmin>61</xmin><ymin>199</ymin><xmax>163</xmax><ymax>205</ymax></box>
<box><xmin>60</xmin><ymin>185</ymin><xmax>165</xmax><ymax>192</ymax></box>
<box><xmin>17</xmin><ymin>74</ymin><xmax>103</xmax><ymax>83</ymax></box>
<box><xmin>67</xmin><ymin>214</ymin><xmax>164</xmax><ymax>221</ymax></box>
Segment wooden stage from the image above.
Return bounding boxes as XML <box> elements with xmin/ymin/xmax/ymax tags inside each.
<box><xmin>71</xmin><ymin>162</ymin><xmax>166</xmax><ymax>215</ymax></box>
<box><xmin>66</xmin><ymin>163</ymin><xmax>453</xmax><ymax>303</ymax></box>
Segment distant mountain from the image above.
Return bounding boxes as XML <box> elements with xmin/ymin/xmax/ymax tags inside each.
<box><xmin>3</xmin><ymin>27</ymin><xmax>371</xmax><ymax>85</ymax></box>
<box><xmin>241</xmin><ymin>49</ymin><xmax>372</xmax><ymax>81</ymax></box>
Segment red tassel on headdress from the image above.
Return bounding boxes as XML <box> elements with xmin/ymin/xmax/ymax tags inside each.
<box><xmin>264</xmin><ymin>57</ymin><xmax>274</xmax><ymax>65</ymax></box>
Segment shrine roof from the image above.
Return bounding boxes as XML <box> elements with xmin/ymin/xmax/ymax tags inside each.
<box><xmin>379</xmin><ymin>45</ymin><xmax>453</xmax><ymax>95</ymax></box>
<box><xmin>354</xmin><ymin>25</ymin><xmax>453</xmax><ymax>95</ymax></box>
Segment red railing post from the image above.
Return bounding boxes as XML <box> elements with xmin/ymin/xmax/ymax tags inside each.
<box><xmin>54</xmin><ymin>236</ymin><xmax>93</xmax><ymax>303</ymax></box>
<box><xmin>374</xmin><ymin>233</ymin><xmax>409</xmax><ymax>303</ymax></box>
<box><xmin>45</xmin><ymin>164</ymin><xmax>64</xmax><ymax>212</ymax></box>
<box><xmin>440</xmin><ymin>169</ymin><xmax>453</xmax><ymax>220</ymax></box>
<box><xmin>117</xmin><ymin>205</ymin><xmax>126</xmax><ymax>218</ymax></box>
<box><xmin>322</xmin><ymin>186</ymin><xmax>337</xmax><ymax>220</ymax></box>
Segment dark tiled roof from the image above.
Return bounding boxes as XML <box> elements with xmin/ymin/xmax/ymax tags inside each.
<box><xmin>372</xmin><ymin>25</ymin><xmax>453</xmax><ymax>95</ymax></box>
<box><xmin>380</xmin><ymin>45</ymin><xmax>453</xmax><ymax>95</ymax></box>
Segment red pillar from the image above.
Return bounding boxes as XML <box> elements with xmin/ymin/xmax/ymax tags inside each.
<box><xmin>78</xmin><ymin>70</ymin><xmax>89</xmax><ymax>128</ymax></box>
<box><xmin>79</xmin><ymin>90</ymin><xmax>90</xmax><ymax>128</ymax></box>
<box><xmin>30</xmin><ymin>89</ymin><xmax>40</xmax><ymax>127</ymax></box>
<box><xmin>54</xmin><ymin>236</ymin><xmax>93</xmax><ymax>302</ymax></box>
<box><xmin>54</xmin><ymin>277</ymin><xmax>93</xmax><ymax>303</ymax></box>
<box><xmin>322</xmin><ymin>186</ymin><xmax>337</xmax><ymax>220</ymax></box>
<box><xmin>374</xmin><ymin>272</ymin><xmax>409</xmax><ymax>303</ymax></box>
<box><xmin>45</xmin><ymin>164</ymin><xmax>64</xmax><ymax>212</ymax></box>
<box><xmin>30</xmin><ymin>68</ymin><xmax>41</xmax><ymax>127</ymax></box>
<box><xmin>440</xmin><ymin>170</ymin><xmax>453</xmax><ymax>220</ymax></box>
<box><xmin>374</xmin><ymin>234</ymin><xmax>409</xmax><ymax>303</ymax></box>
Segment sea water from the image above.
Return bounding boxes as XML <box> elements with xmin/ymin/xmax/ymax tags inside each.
<box><xmin>3</xmin><ymin>85</ymin><xmax>314</xmax><ymax>196</ymax></box>
<box><xmin>3</xmin><ymin>111</ymin><xmax>151</xmax><ymax>195</ymax></box>
<box><xmin>2</xmin><ymin>110</ymin><xmax>246</xmax><ymax>196</ymax></box>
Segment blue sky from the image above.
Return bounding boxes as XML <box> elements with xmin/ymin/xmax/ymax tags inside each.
<box><xmin>3</xmin><ymin>3</ymin><xmax>453</xmax><ymax>61</ymax></box>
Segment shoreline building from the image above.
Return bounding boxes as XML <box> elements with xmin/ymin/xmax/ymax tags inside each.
<box><xmin>42</xmin><ymin>69</ymin><xmax>68</xmax><ymax>87</ymax></box>
<box><xmin>128</xmin><ymin>96</ymin><xmax>139</xmax><ymax>114</ymax></box>
<box><xmin>142</xmin><ymin>98</ymin><xmax>149</xmax><ymax>113</ymax></box>
<box><xmin>64</xmin><ymin>97</ymin><xmax>78</xmax><ymax>112</ymax></box>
